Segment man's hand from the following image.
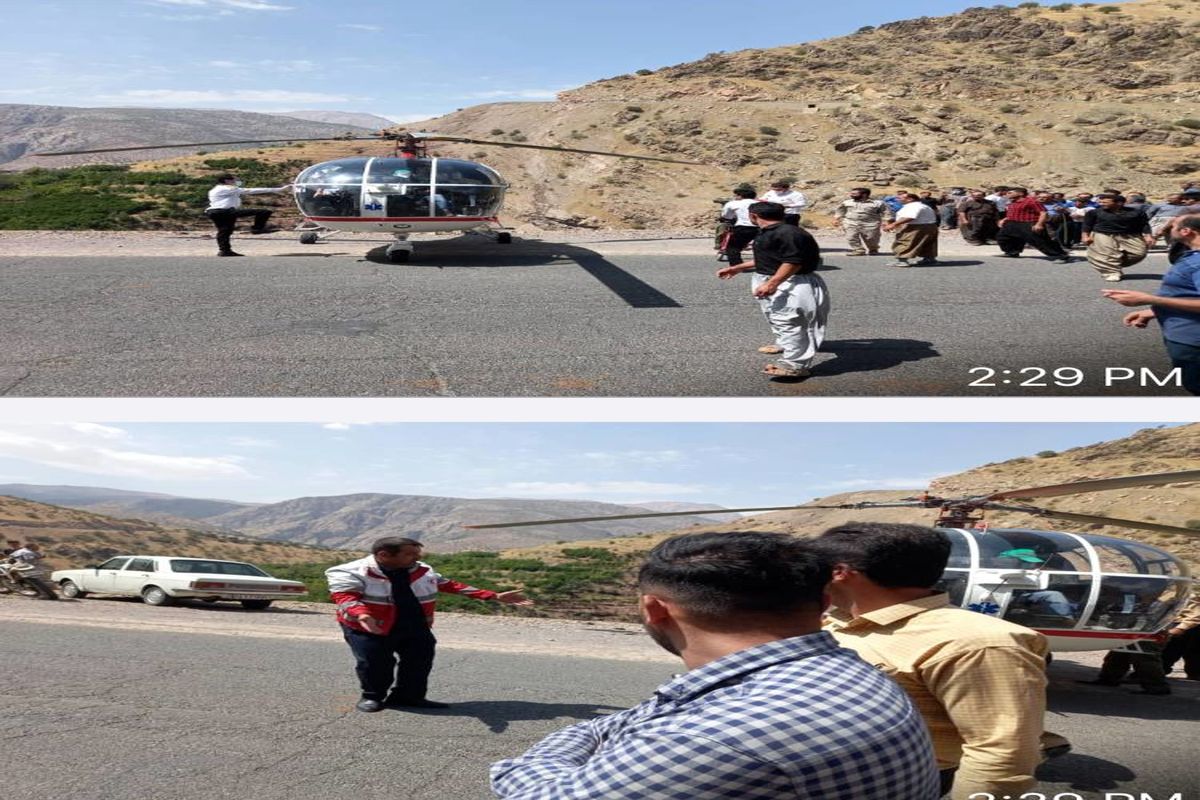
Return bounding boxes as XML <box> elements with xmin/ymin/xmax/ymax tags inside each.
<box><xmin>496</xmin><ymin>590</ymin><xmax>533</xmax><ymax>607</ymax></box>
<box><xmin>753</xmin><ymin>281</ymin><xmax>780</xmax><ymax>299</ymax></box>
<box><xmin>1033</xmin><ymin>224</ymin><xmax>1045</xmax><ymax>233</ymax></box>
<box><xmin>355</xmin><ymin>614</ymin><xmax>384</xmax><ymax>634</ymax></box>
<box><xmin>1121</xmin><ymin>309</ymin><xmax>1157</xmax><ymax>329</ymax></box>
<box><xmin>1103</xmin><ymin>289</ymin><xmax>1157</xmax><ymax>307</ymax></box>
<box><xmin>1144</xmin><ymin>235</ymin><xmax>1157</xmax><ymax>248</ymax></box>
<box><xmin>716</xmin><ymin>265</ymin><xmax>747</xmax><ymax>280</ymax></box>
<box><xmin>1082</xmin><ymin>234</ymin><xmax>1093</xmax><ymax>245</ymax></box>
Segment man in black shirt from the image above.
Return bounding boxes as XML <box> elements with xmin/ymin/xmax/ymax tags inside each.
<box><xmin>1083</xmin><ymin>194</ymin><xmax>1155</xmax><ymax>282</ymax></box>
<box><xmin>716</xmin><ymin>202</ymin><xmax>830</xmax><ymax>379</ymax></box>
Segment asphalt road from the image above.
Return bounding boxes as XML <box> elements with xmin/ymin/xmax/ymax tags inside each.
<box><xmin>0</xmin><ymin>237</ymin><xmax>1186</xmax><ymax>396</ymax></box>
<box><xmin>1</xmin><ymin>614</ymin><xmax>1197</xmax><ymax>800</ymax></box>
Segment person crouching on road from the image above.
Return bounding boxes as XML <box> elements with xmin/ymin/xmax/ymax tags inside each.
<box><xmin>205</xmin><ymin>173</ymin><xmax>293</xmax><ymax>257</ymax></box>
<box><xmin>326</xmin><ymin>536</ymin><xmax>532</xmax><ymax>713</ymax></box>
<box><xmin>883</xmin><ymin>191</ymin><xmax>939</xmax><ymax>267</ymax></box>
<box><xmin>716</xmin><ymin>202</ymin><xmax>829</xmax><ymax>379</ymax></box>
<box><xmin>1084</xmin><ymin>193</ymin><xmax>1155</xmax><ymax>282</ymax></box>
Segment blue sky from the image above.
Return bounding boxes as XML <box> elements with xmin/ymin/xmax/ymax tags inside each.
<box><xmin>0</xmin><ymin>422</ymin><xmax>1166</xmax><ymax>506</ymax></box>
<box><xmin>2</xmin><ymin>0</ymin><xmax>1130</xmax><ymax>122</ymax></box>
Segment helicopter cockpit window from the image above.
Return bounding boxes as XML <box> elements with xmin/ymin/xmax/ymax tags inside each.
<box><xmin>367</xmin><ymin>158</ymin><xmax>432</xmax><ymax>185</ymax></box>
<box><xmin>295</xmin><ymin>158</ymin><xmax>367</xmax><ymax>218</ymax></box>
<box><xmin>1088</xmin><ymin>576</ymin><xmax>1188</xmax><ymax>631</ymax></box>
<box><xmin>1090</xmin><ymin>535</ymin><xmax>1189</xmax><ymax>577</ymax></box>
<box><xmin>934</xmin><ymin>570</ymin><xmax>970</xmax><ymax>606</ymax></box>
<box><xmin>1002</xmin><ymin>574</ymin><xmax>1092</xmax><ymax>630</ymax></box>
<box><xmin>976</xmin><ymin>529</ymin><xmax>1090</xmax><ymax>572</ymax></box>
<box><xmin>434</xmin><ymin>159</ymin><xmax>503</xmax><ymax>218</ymax></box>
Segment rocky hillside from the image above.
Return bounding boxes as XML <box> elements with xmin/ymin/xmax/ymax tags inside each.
<box><xmin>509</xmin><ymin>424</ymin><xmax>1200</xmax><ymax>577</ymax></box>
<box><xmin>123</xmin><ymin>0</ymin><xmax>1200</xmax><ymax>231</ymax></box>
<box><xmin>0</xmin><ymin>496</ymin><xmax>352</xmax><ymax>571</ymax></box>
<box><xmin>0</xmin><ymin>104</ymin><xmax>374</xmax><ymax>169</ymax></box>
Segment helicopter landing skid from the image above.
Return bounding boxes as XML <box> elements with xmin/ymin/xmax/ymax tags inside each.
<box><xmin>295</xmin><ymin>224</ymin><xmax>333</xmax><ymax>245</ymax></box>
<box><xmin>385</xmin><ymin>234</ymin><xmax>414</xmax><ymax>264</ymax></box>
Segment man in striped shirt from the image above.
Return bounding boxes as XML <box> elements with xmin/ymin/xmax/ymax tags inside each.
<box><xmin>491</xmin><ymin>532</ymin><xmax>940</xmax><ymax>800</ymax></box>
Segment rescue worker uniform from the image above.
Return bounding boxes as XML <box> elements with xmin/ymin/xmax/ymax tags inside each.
<box><xmin>326</xmin><ymin>555</ymin><xmax>497</xmax><ymax>705</ymax></box>
<box><xmin>834</xmin><ymin>197</ymin><xmax>891</xmax><ymax>255</ymax></box>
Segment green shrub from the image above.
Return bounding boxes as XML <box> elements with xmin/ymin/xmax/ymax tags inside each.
<box><xmin>1177</xmin><ymin>119</ymin><xmax>1200</xmax><ymax>130</ymax></box>
<box><xmin>759</xmin><ymin>126</ymin><xmax>780</xmax><ymax>136</ymax></box>
<box><xmin>635</xmin><ymin>69</ymin><xmax>654</xmax><ymax>76</ymax></box>
<box><xmin>1036</xmin><ymin>450</ymin><xmax>1058</xmax><ymax>458</ymax></box>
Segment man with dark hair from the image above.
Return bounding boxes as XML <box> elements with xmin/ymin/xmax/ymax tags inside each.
<box><xmin>1083</xmin><ymin>194</ymin><xmax>1155</xmax><ymax>282</ymax></box>
<box><xmin>1104</xmin><ymin>214</ymin><xmax>1200</xmax><ymax>394</ymax></box>
<box><xmin>814</xmin><ymin>523</ymin><xmax>1050</xmax><ymax>800</ymax></box>
<box><xmin>717</xmin><ymin>202</ymin><xmax>830</xmax><ymax>379</ymax></box>
<box><xmin>996</xmin><ymin>188</ymin><xmax>1073</xmax><ymax>263</ymax></box>
<box><xmin>834</xmin><ymin>187</ymin><xmax>891</xmax><ymax>255</ymax></box>
<box><xmin>326</xmin><ymin>537</ymin><xmax>531</xmax><ymax>712</ymax></box>
<box><xmin>205</xmin><ymin>173</ymin><xmax>292</xmax><ymax>257</ymax></box>
<box><xmin>491</xmin><ymin>532</ymin><xmax>940</xmax><ymax>800</ymax></box>
<box><xmin>883</xmin><ymin>191</ymin><xmax>940</xmax><ymax>267</ymax></box>
<box><xmin>761</xmin><ymin>179</ymin><xmax>808</xmax><ymax>226</ymax></box>
<box><xmin>718</xmin><ymin>185</ymin><xmax>761</xmax><ymax>265</ymax></box>
<box><xmin>958</xmin><ymin>189</ymin><xmax>1000</xmax><ymax>246</ymax></box>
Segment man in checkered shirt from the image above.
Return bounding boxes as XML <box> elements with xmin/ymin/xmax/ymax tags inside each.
<box><xmin>490</xmin><ymin>532</ymin><xmax>940</xmax><ymax>799</ymax></box>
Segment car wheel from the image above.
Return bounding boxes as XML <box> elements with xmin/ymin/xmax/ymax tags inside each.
<box><xmin>141</xmin><ymin>586</ymin><xmax>172</xmax><ymax>606</ymax></box>
<box><xmin>59</xmin><ymin>580</ymin><xmax>87</xmax><ymax>599</ymax></box>
<box><xmin>240</xmin><ymin>599</ymin><xmax>273</xmax><ymax>610</ymax></box>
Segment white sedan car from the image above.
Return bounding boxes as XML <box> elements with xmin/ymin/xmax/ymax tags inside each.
<box><xmin>51</xmin><ymin>555</ymin><xmax>308</xmax><ymax>610</ymax></box>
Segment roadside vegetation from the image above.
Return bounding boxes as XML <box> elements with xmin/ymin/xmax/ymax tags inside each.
<box><xmin>0</xmin><ymin>158</ymin><xmax>303</xmax><ymax>230</ymax></box>
<box><xmin>264</xmin><ymin>547</ymin><xmax>640</xmax><ymax>621</ymax></box>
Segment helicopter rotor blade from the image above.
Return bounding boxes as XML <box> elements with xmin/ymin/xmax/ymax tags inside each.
<box><xmin>416</xmin><ymin>135</ymin><xmax>705</xmax><ymax>166</ymax></box>
<box><xmin>33</xmin><ymin>136</ymin><xmax>381</xmax><ymax>156</ymax></box>
<box><xmin>463</xmin><ymin>501</ymin><xmax>927</xmax><ymax>529</ymax></box>
<box><xmin>982</xmin><ymin>502</ymin><xmax>1200</xmax><ymax>538</ymax></box>
<box><xmin>981</xmin><ymin>469</ymin><xmax>1200</xmax><ymax>502</ymax></box>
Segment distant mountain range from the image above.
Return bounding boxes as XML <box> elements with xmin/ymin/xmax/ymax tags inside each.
<box><xmin>0</xmin><ymin>104</ymin><xmax>380</xmax><ymax>169</ymax></box>
<box><xmin>270</xmin><ymin>110</ymin><xmax>397</xmax><ymax>129</ymax></box>
<box><xmin>0</xmin><ymin>484</ymin><xmax>736</xmax><ymax>551</ymax></box>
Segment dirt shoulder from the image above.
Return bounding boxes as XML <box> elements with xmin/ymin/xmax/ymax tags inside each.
<box><xmin>0</xmin><ymin>594</ymin><xmax>675</xmax><ymax>664</ymax></box>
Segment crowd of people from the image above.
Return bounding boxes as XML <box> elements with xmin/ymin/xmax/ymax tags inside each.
<box><xmin>713</xmin><ymin>181</ymin><xmax>1200</xmax><ymax>393</ymax></box>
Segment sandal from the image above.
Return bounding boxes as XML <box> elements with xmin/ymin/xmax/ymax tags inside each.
<box><xmin>763</xmin><ymin>364</ymin><xmax>812</xmax><ymax>378</ymax></box>
<box><xmin>757</xmin><ymin>345</ymin><xmax>783</xmax><ymax>354</ymax></box>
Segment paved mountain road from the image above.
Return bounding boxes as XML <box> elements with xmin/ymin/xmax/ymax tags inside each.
<box><xmin>1</xmin><ymin>598</ymin><xmax>1196</xmax><ymax>800</ymax></box>
<box><xmin>0</xmin><ymin>234</ymin><xmax>1183</xmax><ymax>396</ymax></box>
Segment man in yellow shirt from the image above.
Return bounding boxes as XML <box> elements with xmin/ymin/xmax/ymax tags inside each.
<box><xmin>815</xmin><ymin>522</ymin><xmax>1049</xmax><ymax>800</ymax></box>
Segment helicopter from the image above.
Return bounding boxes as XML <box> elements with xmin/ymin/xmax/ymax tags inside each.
<box><xmin>36</xmin><ymin>129</ymin><xmax>703</xmax><ymax>263</ymax></box>
<box><xmin>464</xmin><ymin>469</ymin><xmax>1200</xmax><ymax>653</ymax></box>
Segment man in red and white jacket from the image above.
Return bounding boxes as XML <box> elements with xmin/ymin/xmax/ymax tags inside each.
<box><xmin>326</xmin><ymin>536</ymin><xmax>532</xmax><ymax>713</ymax></box>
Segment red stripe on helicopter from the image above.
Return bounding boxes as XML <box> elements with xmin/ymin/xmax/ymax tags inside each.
<box><xmin>1035</xmin><ymin>629</ymin><xmax>1155</xmax><ymax>640</ymax></box>
<box><xmin>307</xmin><ymin>217</ymin><xmax>500</xmax><ymax>223</ymax></box>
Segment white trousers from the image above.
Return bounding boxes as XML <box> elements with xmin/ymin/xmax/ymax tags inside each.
<box><xmin>752</xmin><ymin>272</ymin><xmax>830</xmax><ymax>370</ymax></box>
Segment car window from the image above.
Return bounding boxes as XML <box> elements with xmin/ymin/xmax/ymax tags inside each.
<box><xmin>125</xmin><ymin>558</ymin><xmax>156</xmax><ymax>572</ymax></box>
<box><xmin>168</xmin><ymin>559</ymin><xmax>269</xmax><ymax>577</ymax></box>
<box><xmin>96</xmin><ymin>557</ymin><xmax>131</xmax><ymax>570</ymax></box>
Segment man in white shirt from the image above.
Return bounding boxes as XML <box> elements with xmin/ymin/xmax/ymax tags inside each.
<box><xmin>883</xmin><ymin>192</ymin><xmax>940</xmax><ymax>267</ymax></box>
<box><xmin>761</xmin><ymin>180</ymin><xmax>808</xmax><ymax>226</ymax></box>
<box><xmin>205</xmin><ymin>173</ymin><xmax>293</xmax><ymax>257</ymax></box>
<box><xmin>719</xmin><ymin>186</ymin><xmax>761</xmax><ymax>265</ymax></box>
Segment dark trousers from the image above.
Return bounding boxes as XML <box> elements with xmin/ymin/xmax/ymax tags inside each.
<box><xmin>1164</xmin><ymin>339</ymin><xmax>1200</xmax><ymax>395</ymax></box>
<box><xmin>1162</xmin><ymin>628</ymin><xmax>1200</xmax><ymax>678</ymax></box>
<box><xmin>1098</xmin><ymin>643</ymin><xmax>1169</xmax><ymax>691</ymax></box>
<box><xmin>723</xmin><ymin>225</ymin><xmax>759</xmax><ymax>266</ymax></box>
<box><xmin>342</xmin><ymin>624</ymin><xmax>436</xmax><ymax>702</ymax></box>
<box><xmin>25</xmin><ymin>575</ymin><xmax>58</xmax><ymax>600</ymax></box>
<box><xmin>206</xmin><ymin>208</ymin><xmax>272</xmax><ymax>254</ymax></box>
<box><xmin>997</xmin><ymin>221</ymin><xmax>1069</xmax><ymax>259</ymax></box>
